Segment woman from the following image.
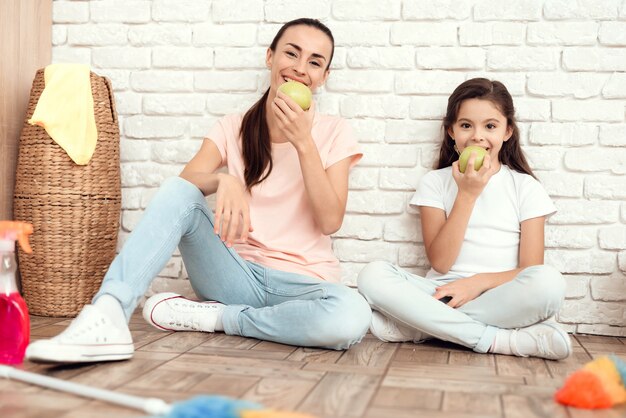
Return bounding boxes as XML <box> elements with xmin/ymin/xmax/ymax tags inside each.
<box><xmin>27</xmin><ymin>18</ymin><xmax>371</xmax><ymax>363</ymax></box>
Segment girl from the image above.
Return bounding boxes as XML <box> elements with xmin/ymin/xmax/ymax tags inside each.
<box><xmin>27</xmin><ymin>18</ymin><xmax>371</xmax><ymax>363</ymax></box>
<box><xmin>358</xmin><ymin>78</ymin><xmax>571</xmax><ymax>360</ymax></box>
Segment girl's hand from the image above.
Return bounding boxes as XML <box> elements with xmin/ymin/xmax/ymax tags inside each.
<box><xmin>451</xmin><ymin>153</ymin><xmax>496</xmax><ymax>200</ymax></box>
<box><xmin>432</xmin><ymin>275</ymin><xmax>487</xmax><ymax>308</ymax></box>
<box><xmin>271</xmin><ymin>90</ymin><xmax>315</xmax><ymax>151</ymax></box>
<box><xmin>214</xmin><ymin>174</ymin><xmax>253</xmax><ymax>247</ymax></box>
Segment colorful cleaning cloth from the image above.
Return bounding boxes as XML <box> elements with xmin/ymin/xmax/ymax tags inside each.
<box><xmin>164</xmin><ymin>395</ymin><xmax>317</xmax><ymax>418</ymax></box>
<box><xmin>28</xmin><ymin>63</ymin><xmax>97</xmax><ymax>165</ymax></box>
<box><xmin>555</xmin><ymin>355</ymin><xmax>626</xmax><ymax>409</ymax></box>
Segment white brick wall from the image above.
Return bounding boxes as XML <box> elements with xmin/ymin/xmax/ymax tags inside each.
<box><xmin>51</xmin><ymin>0</ymin><xmax>626</xmax><ymax>336</ymax></box>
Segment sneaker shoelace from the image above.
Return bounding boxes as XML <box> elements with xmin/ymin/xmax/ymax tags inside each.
<box><xmin>164</xmin><ymin>299</ymin><xmax>220</xmax><ymax>331</ymax></box>
<box><xmin>533</xmin><ymin>328</ymin><xmax>553</xmax><ymax>357</ymax></box>
<box><xmin>512</xmin><ymin>327</ymin><xmax>557</xmax><ymax>358</ymax></box>
<box><xmin>384</xmin><ymin>320</ymin><xmax>403</xmax><ymax>338</ymax></box>
<box><xmin>57</xmin><ymin>309</ymin><xmax>112</xmax><ymax>343</ymax></box>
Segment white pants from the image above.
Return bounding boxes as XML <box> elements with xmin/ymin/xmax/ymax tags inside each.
<box><xmin>357</xmin><ymin>262</ymin><xmax>565</xmax><ymax>353</ymax></box>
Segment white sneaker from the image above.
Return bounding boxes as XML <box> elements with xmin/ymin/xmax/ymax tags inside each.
<box><xmin>509</xmin><ymin>321</ymin><xmax>572</xmax><ymax>360</ymax></box>
<box><xmin>370</xmin><ymin>311</ymin><xmax>428</xmax><ymax>343</ymax></box>
<box><xmin>143</xmin><ymin>292</ymin><xmax>224</xmax><ymax>332</ymax></box>
<box><xmin>26</xmin><ymin>305</ymin><xmax>134</xmax><ymax>363</ymax></box>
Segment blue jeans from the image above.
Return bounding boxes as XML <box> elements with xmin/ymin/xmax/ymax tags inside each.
<box><xmin>357</xmin><ymin>261</ymin><xmax>565</xmax><ymax>353</ymax></box>
<box><xmin>94</xmin><ymin>177</ymin><xmax>371</xmax><ymax>350</ymax></box>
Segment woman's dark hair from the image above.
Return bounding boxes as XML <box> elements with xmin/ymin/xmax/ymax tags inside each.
<box><xmin>436</xmin><ymin>78</ymin><xmax>535</xmax><ymax>178</ymax></box>
<box><xmin>240</xmin><ymin>18</ymin><xmax>335</xmax><ymax>190</ymax></box>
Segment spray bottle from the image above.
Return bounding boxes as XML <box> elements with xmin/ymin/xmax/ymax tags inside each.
<box><xmin>0</xmin><ymin>221</ymin><xmax>33</xmax><ymax>364</ymax></box>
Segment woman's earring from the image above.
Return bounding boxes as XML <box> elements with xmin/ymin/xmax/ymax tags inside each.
<box><xmin>453</xmin><ymin>143</ymin><xmax>460</xmax><ymax>156</ymax></box>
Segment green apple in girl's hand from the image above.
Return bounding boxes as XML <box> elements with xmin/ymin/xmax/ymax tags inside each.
<box><xmin>278</xmin><ymin>80</ymin><xmax>312</xmax><ymax>110</ymax></box>
<box><xmin>459</xmin><ymin>145</ymin><xmax>488</xmax><ymax>173</ymax></box>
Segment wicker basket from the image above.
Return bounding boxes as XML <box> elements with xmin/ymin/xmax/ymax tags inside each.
<box><xmin>13</xmin><ymin>69</ymin><xmax>121</xmax><ymax>317</ymax></box>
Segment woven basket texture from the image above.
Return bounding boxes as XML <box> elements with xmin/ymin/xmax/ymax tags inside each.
<box><xmin>13</xmin><ymin>69</ymin><xmax>121</xmax><ymax>317</ymax></box>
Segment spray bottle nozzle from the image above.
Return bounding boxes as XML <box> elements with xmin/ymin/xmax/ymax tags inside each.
<box><xmin>0</xmin><ymin>221</ymin><xmax>33</xmax><ymax>253</ymax></box>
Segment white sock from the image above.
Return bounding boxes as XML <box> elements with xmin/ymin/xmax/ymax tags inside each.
<box><xmin>94</xmin><ymin>294</ymin><xmax>128</xmax><ymax>330</ymax></box>
<box><xmin>490</xmin><ymin>329</ymin><xmax>513</xmax><ymax>355</ymax></box>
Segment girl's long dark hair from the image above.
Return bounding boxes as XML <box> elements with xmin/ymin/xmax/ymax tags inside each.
<box><xmin>240</xmin><ymin>18</ymin><xmax>335</xmax><ymax>190</ymax></box>
<box><xmin>436</xmin><ymin>78</ymin><xmax>536</xmax><ymax>179</ymax></box>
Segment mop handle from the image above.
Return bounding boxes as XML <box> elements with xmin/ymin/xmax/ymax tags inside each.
<box><xmin>0</xmin><ymin>365</ymin><xmax>171</xmax><ymax>415</ymax></box>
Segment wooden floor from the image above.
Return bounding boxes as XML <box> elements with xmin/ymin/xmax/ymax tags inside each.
<box><xmin>2</xmin><ymin>313</ymin><xmax>626</xmax><ymax>418</ymax></box>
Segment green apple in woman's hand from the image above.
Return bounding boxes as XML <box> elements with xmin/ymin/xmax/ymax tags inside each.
<box><xmin>278</xmin><ymin>81</ymin><xmax>312</xmax><ymax>110</ymax></box>
<box><xmin>459</xmin><ymin>145</ymin><xmax>488</xmax><ymax>173</ymax></box>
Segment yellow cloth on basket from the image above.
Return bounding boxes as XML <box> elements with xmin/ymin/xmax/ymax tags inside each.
<box><xmin>28</xmin><ymin>64</ymin><xmax>97</xmax><ymax>165</ymax></box>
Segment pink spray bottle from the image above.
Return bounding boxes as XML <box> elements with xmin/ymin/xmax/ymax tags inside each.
<box><xmin>0</xmin><ymin>221</ymin><xmax>33</xmax><ymax>364</ymax></box>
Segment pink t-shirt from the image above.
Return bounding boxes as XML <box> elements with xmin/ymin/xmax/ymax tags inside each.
<box><xmin>206</xmin><ymin>112</ymin><xmax>361</xmax><ymax>282</ymax></box>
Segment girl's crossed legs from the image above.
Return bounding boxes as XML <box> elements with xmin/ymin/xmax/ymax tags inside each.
<box><xmin>357</xmin><ymin>261</ymin><xmax>571</xmax><ymax>359</ymax></box>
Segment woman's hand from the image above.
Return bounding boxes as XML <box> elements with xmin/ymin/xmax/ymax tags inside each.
<box><xmin>214</xmin><ymin>173</ymin><xmax>253</xmax><ymax>247</ymax></box>
<box><xmin>271</xmin><ymin>90</ymin><xmax>315</xmax><ymax>151</ymax></box>
<box><xmin>451</xmin><ymin>153</ymin><xmax>496</xmax><ymax>200</ymax></box>
<box><xmin>432</xmin><ymin>275</ymin><xmax>488</xmax><ymax>308</ymax></box>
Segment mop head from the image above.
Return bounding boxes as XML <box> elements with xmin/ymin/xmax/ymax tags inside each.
<box><xmin>165</xmin><ymin>395</ymin><xmax>315</xmax><ymax>418</ymax></box>
<box><xmin>555</xmin><ymin>355</ymin><xmax>626</xmax><ymax>409</ymax></box>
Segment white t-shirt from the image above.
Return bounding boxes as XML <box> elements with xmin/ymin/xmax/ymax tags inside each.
<box><xmin>409</xmin><ymin>165</ymin><xmax>556</xmax><ymax>281</ymax></box>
